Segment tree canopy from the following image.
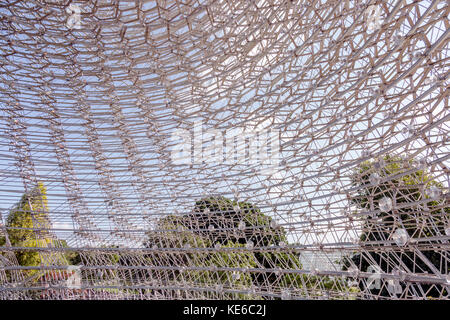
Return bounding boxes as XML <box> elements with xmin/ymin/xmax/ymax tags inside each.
<box><xmin>1</xmin><ymin>182</ymin><xmax>52</xmax><ymax>269</ymax></box>
<box><xmin>343</xmin><ymin>155</ymin><xmax>449</xmax><ymax>298</ymax></box>
<box><xmin>145</xmin><ymin>196</ymin><xmax>352</xmax><ymax>299</ymax></box>
<box><xmin>0</xmin><ymin>183</ymin><xmax>77</xmax><ymax>280</ymax></box>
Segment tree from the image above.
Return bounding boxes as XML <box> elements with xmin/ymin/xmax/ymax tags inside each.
<box><xmin>144</xmin><ymin>217</ymin><xmax>259</xmax><ymax>299</ymax></box>
<box><xmin>161</xmin><ymin>197</ymin><xmax>296</xmax><ymax>287</ymax></box>
<box><xmin>2</xmin><ymin>182</ymin><xmax>52</xmax><ymax>270</ymax></box>
<box><xmin>190</xmin><ymin>196</ymin><xmax>286</xmax><ymax>246</ymax></box>
<box><xmin>58</xmin><ymin>240</ymin><xmax>82</xmax><ymax>265</ymax></box>
<box><xmin>343</xmin><ymin>155</ymin><xmax>449</xmax><ymax>298</ymax></box>
<box><xmin>0</xmin><ymin>183</ymin><xmax>78</xmax><ymax>281</ymax></box>
<box><xmin>147</xmin><ymin>196</ymin><xmax>353</xmax><ymax>299</ymax></box>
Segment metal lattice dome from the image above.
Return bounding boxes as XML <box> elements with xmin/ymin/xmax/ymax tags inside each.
<box><xmin>0</xmin><ymin>0</ymin><xmax>449</xmax><ymax>300</ymax></box>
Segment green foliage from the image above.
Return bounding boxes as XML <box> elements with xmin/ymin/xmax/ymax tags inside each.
<box><xmin>344</xmin><ymin>155</ymin><xmax>448</xmax><ymax>298</ymax></box>
<box><xmin>146</xmin><ymin>196</ymin><xmax>353</xmax><ymax>299</ymax></box>
<box><xmin>0</xmin><ymin>183</ymin><xmax>81</xmax><ymax>284</ymax></box>
<box><xmin>160</xmin><ymin>197</ymin><xmax>290</xmax><ymax>286</ymax></box>
<box><xmin>144</xmin><ymin>224</ymin><xmax>259</xmax><ymax>299</ymax></box>
<box><xmin>58</xmin><ymin>239</ymin><xmax>82</xmax><ymax>265</ymax></box>
<box><xmin>0</xmin><ymin>186</ymin><xmax>355</xmax><ymax>298</ymax></box>
<box><xmin>281</xmin><ymin>272</ymin><xmax>352</xmax><ymax>299</ymax></box>
<box><xmin>351</xmin><ymin>155</ymin><xmax>447</xmax><ymax>240</ymax></box>
<box><xmin>156</xmin><ymin>197</ymin><xmax>286</xmax><ymax>246</ymax></box>
<box><xmin>3</xmin><ymin>182</ymin><xmax>52</xmax><ymax>270</ymax></box>
<box><xmin>7</xmin><ymin>182</ymin><xmax>50</xmax><ymax>239</ymax></box>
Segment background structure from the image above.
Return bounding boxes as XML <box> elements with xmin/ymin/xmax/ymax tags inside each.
<box><xmin>0</xmin><ymin>0</ymin><xmax>449</xmax><ymax>299</ymax></box>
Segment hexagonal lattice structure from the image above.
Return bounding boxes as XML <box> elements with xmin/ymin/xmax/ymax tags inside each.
<box><xmin>0</xmin><ymin>0</ymin><xmax>449</xmax><ymax>300</ymax></box>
